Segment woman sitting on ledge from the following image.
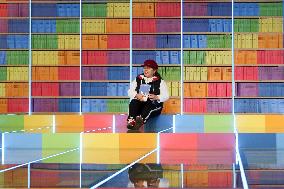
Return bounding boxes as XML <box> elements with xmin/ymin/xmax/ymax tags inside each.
<box><xmin>126</xmin><ymin>59</ymin><xmax>169</xmax><ymax>130</ymax></box>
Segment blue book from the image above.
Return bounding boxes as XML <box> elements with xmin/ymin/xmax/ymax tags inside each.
<box><xmin>190</xmin><ymin>35</ymin><xmax>198</xmax><ymax>48</ymax></box>
<box><xmin>71</xmin><ymin>99</ymin><xmax>79</xmax><ymax>112</ymax></box>
<box><xmin>209</xmin><ymin>19</ymin><xmax>216</xmax><ymax>32</ymax></box>
<box><xmin>161</xmin><ymin>51</ymin><xmax>169</xmax><ymax>64</ymax></box>
<box><xmin>90</xmin><ymin>99</ymin><xmax>99</xmax><ymax>112</ymax></box>
<box><xmin>56</xmin><ymin>4</ymin><xmax>65</xmax><ymax>17</ymax></box>
<box><xmin>72</xmin><ymin>4</ymin><xmax>80</xmax><ymax>17</ymax></box>
<box><xmin>170</xmin><ymin>51</ymin><xmax>179</xmax><ymax>64</ymax></box>
<box><xmin>7</xmin><ymin>35</ymin><xmax>14</xmax><ymax>49</ymax></box>
<box><xmin>234</xmin><ymin>3</ymin><xmax>240</xmax><ymax>16</ymax></box>
<box><xmin>117</xmin><ymin>83</ymin><xmax>125</xmax><ymax>96</ymax></box>
<box><xmin>278</xmin><ymin>100</ymin><xmax>284</xmax><ymax>113</ymax></box>
<box><xmin>216</xmin><ymin>19</ymin><xmax>223</xmax><ymax>32</ymax></box>
<box><xmin>198</xmin><ymin>35</ymin><xmax>207</xmax><ymax>48</ymax></box>
<box><xmin>183</xmin><ymin>35</ymin><xmax>190</xmax><ymax>48</ymax></box>
<box><xmin>0</xmin><ymin>51</ymin><xmax>6</xmax><ymax>64</ymax></box>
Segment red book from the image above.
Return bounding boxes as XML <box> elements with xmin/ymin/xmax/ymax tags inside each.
<box><xmin>82</xmin><ymin>51</ymin><xmax>88</xmax><ymax>65</ymax></box>
<box><xmin>207</xmin><ymin>83</ymin><xmax>217</xmax><ymax>97</ymax></box>
<box><xmin>0</xmin><ymin>4</ymin><xmax>8</xmax><ymax>17</ymax></box>
<box><xmin>226</xmin><ymin>83</ymin><xmax>232</xmax><ymax>97</ymax></box>
<box><xmin>216</xmin><ymin>83</ymin><xmax>226</xmax><ymax>97</ymax></box>
<box><xmin>234</xmin><ymin>67</ymin><xmax>244</xmax><ymax>80</ymax></box>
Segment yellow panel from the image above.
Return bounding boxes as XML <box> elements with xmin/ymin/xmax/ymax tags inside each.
<box><xmin>236</xmin><ymin>115</ymin><xmax>265</xmax><ymax>133</ymax></box>
<box><xmin>82</xmin><ymin>133</ymin><xmax>119</xmax><ymax>164</ymax></box>
<box><xmin>55</xmin><ymin>115</ymin><xmax>84</xmax><ymax>133</ymax></box>
<box><xmin>24</xmin><ymin>115</ymin><xmax>53</xmax><ymax>133</ymax></box>
<box><xmin>265</xmin><ymin>115</ymin><xmax>284</xmax><ymax>133</ymax></box>
<box><xmin>119</xmin><ymin>134</ymin><xmax>157</xmax><ymax>163</ymax></box>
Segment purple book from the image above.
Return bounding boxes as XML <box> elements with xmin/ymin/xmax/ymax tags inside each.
<box><xmin>237</xmin><ymin>83</ymin><xmax>258</xmax><ymax>97</ymax></box>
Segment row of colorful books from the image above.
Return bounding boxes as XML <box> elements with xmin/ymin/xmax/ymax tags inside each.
<box><xmin>184</xmin><ymin>67</ymin><xmax>231</xmax><ymax>81</ymax></box>
<box><xmin>234</xmin><ymin>18</ymin><xmax>283</xmax><ymax>32</ymax></box>
<box><xmin>237</xmin><ymin>83</ymin><xmax>284</xmax><ymax>97</ymax></box>
<box><xmin>184</xmin><ymin>83</ymin><xmax>232</xmax><ymax>97</ymax></box>
<box><xmin>235</xmin><ymin>99</ymin><xmax>284</xmax><ymax>113</ymax></box>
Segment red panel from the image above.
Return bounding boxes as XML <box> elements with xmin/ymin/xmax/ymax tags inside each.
<box><xmin>84</xmin><ymin>114</ymin><xmax>113</xmax><ymax>133</ymax></box>
<box><xmin>208</xmin><ymin>172</ymin><xmax>233</xmax><ymax>188</ymax></box>
<box><xmin>160</xmin><ymin>134</ymin><xmax>198</xmax><ymax>164</ymax></box>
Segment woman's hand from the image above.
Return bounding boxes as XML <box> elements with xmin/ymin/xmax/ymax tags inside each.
<box><xmin>148</xmin><ymin>94</ymin><xmax>159</xmax><ymax>101</ymax></box>
<box><xmin>135</xmin><ymin>94</ymin><xmax>144</xmax><ymax>101</ymax></box>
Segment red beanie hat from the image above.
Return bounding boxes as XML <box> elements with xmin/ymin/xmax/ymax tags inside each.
<box><xmin>141</xmin><ymin>59</ymin><xmax>158</xmax><ymax>70</ymax></box>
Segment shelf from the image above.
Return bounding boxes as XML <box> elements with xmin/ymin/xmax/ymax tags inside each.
<box><xmin>235</xmin><ymin>80</ymin><xmax>284</xmax><ymax>83</ymax></box>
<box><xmin>0</xmin><ymin>81</ymin><xmax>29</xmax><ymax>83</ymax></box>
<box><xmin>183</xmin><ymin>16</ymin><xmax>232</xmax><ymax>19</ymax></box>
<box><xmin>183</xmin><ymin>112</ymin><xmax>233</xmax><ymax>115</ymax></box>
<box><xmin>133</xmin><ymin>64</ymin><xmax>180</xmax><ymax>67</ymax></box>
<box><xmin>0</xmin><ymin>33</ymin><xmax>30</xmax><ymax>35</ymax></box>
<box><xmin>184</xmin><ymin>97</ymin><xmax>232</xmax><ymax>99</ymax></box>
<box><xmin>0</xmin><ymin>65</ymin><xmax>29</xmax><ymax>67</ymax></box>
<box><xmin>82</xmin><ymin>49</ymin><xmax>130</xmax><ymax>51</ymax></box>
<box><xmin>32</xmin><ymin>96</ymin><xmax>80</xmax><ymax>98</ymax></box>
<box><xmin>234</xmin><ymin>48</ymin><xmax>284</xmax><ymax>51</ymax></box>
<box><xmin>32</xmin><ymin>80</ymin><xmax>80</xmax><ymax>83</ymax></box>
<box><xmin>83</xmin><ymin>64</ymin><xmax>129</xmax><ymax>66</ymax></box>
<box><xmin>0</xmin><ymin>17</ymin><xmax>29</xmax><ymax>19</ymax></box>
<box><xmin>82</xmin><ymin>17</ymin><xmax>130</xmax><ymax>19</ymax></box>
<box><xmin>82</xmin><ymin>96</ymin><xmax>128</xmax><ymax>99</ymax></box>
<box><xmin>82</xmin><ymin>33</ymin><xmax>130</xmax><ymax>35</ymax></box>
<box><xmin>0</xmin><ymin>97</ymin><xmax>28</xmax><ymax>99</ymax></box>
<box><xmin>235</xmin><ymin>64</ymin><xmax>284</xmax><ymax>67</ymax></box>
<box><xmin>183</xmin><ymin>48</ymin><xmax>231</xmax><ymax>51</ymax></box>
<box><xmin>2</xmin><ymin>49</ymin><xmax>29</xmax><ymax>51</ymax></box>
<box><xmin>234</xmin><ymin>32</ymin><xmax>284</xmax><ymax>34</ymax></box>
<box><xmin>133</xmin><ymin>48</ymin><xmax>181</xmax><ymax>51</ymax></box>
<box><xmin>31</xmin><ymin>49</ymin><xmax>80</xmax><ymax>51</ymax></box>
<box><xmin>235</xmin><ymin>16</ymin><xmax>283</xmax><ymax>19</ymax></box>
<box><xmin>184</xmin><ymin>64</ymin><xmax>231</xmax><ymax>67</ymax></box>
<box><xmin>235</xmin><ymin>97</ymin><xmax>284</xmax><ymax>99</ymax></box>
<box><xmin>32</xmin><ymin>64</ymin><xmax>80</xmax><ymax>67</ymax></box>
<box><xmin>81</xmin><ymin>80</ymin><xmax>130</xmax><ymax>83</ymax></box>
<box><xmin>184</xmin><ymin>80</ymin><xmax>231</xmax><ymax>83</ymax></box>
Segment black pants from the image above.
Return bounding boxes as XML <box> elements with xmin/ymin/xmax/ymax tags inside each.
<box><xmin>128</xmin><ymin>99</ymin><xmax>163</xmax><ymax>123</ymax></box>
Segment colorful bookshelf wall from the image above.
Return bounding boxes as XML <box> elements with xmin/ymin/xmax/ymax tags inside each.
<box><xmin>0</xmin><ymin>0</ymin><xmax>283</xmax><ymax>114</ymax></box>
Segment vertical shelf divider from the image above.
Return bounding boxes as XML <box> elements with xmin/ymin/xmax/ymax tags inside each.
<box><xmin>29</xmin><ymin>0</ymin><xmax>32</xmax><ymax>115</ymax></box>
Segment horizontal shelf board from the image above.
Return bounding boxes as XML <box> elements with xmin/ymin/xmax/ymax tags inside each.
<box><xmin>0</xmin><ymin>97</ymin><xmax>28</xmax><ymax>99</ymax></box>
<box><xmin>235</xmin><ymin>80</ymin><xmax>284</xmax><ymax>82</ymax></box>
<box><xmin>82</xmin><ymin>64</ymin><xmax>129</xmax><ymax>66</ymax></box>
<box><xmin>235</xmin><ymin>97</ymin><xmax>284</xmax><ymax>99</ymax></box>
<box><xmin>184</xmin><ymin>80</ymin><xmax>231</xmax><ymax>83</ymax></box>
<box><xmin>32</xmin><ymin>96</ymin><xmax>80</xmax><ymax>98</ymax></box>
<box><xmin>184</xmin><ymin>64</ymin><xmax>231</xmax><ymax>67</ymax></box>
<box><xmin>81</xmin><ymin>96</ymin><xmax>128</xmax><ymax>98</ymax></box>
<box><xmin>0</xmin><ymin>81</ymin><xmax>29</xmax><ymax>83</ymax></box>
<box><xmin>184</xmin><ymin>97</ymin><xmax>232</xmax><ymax>99</ymax></box>
<box><xmin>32</xmin><ymin>65</ymin><xmax>79</xmax><ymax>67</ymax></box>
<box><xmin>235</xmin><ymin>64</ymin><xmax>284</xmax><ymax>67</ymax></box>
<box><xmin>0</xmin><ymin>65</ymin><xmax>29</xmax><ymax>67</ymax></box>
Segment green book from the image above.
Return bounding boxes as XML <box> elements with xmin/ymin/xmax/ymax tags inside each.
<box><xmin>189</xmin><ymin>51</ymin><xmax>197</xmax><ymax>64</ymax></box>
<box><xmin>0</xmin><ymin>67</ymin><xmax>7</xmax><ymax>81</ymax></box>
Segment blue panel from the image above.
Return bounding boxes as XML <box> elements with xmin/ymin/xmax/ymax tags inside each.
<box><xmin>276</xmin><ymin>134</ymin><xmax>284</xmax><ymax>165</ymax></box>
<box><xmin>239</xmin><ymin>133</ymin><xmax>276</xmax><ymax>149</ymax></box>
<box><xmin>175</xmin><ymin>115</ymin><xmax>204</xmax><ymax>133</ymax></box>
<box><xmin>144</xmin><ymin>115</ymin><xmax>173</xmax><ymax>133</ymax></box>
<box><xmin>5</xmin><ymin>133</ymin><xmax>42</xmax><ymax>164</ymax></box>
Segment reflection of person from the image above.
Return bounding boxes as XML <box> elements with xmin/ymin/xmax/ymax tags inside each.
<box><xmin>128</xmin><ymin>163</ymin><xmax>168</xmax><ymax>188</ymax></box>
<box><xmin>127</xmin><ymin>59</ymin><xmax>169</xmax><ymax>130</ymax></box>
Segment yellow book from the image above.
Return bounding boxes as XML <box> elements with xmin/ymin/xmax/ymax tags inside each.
<box><xmin>237</xmin><ymin>34</ymin><xmax>242</xmax><ymax>49</ymax></box>
<box><xmin>123</xmin><ymin>3</ymin><xmax>130</xmax><ymax>17</ymax></box>
<box><xmin>54</xmin><ymin>51</ymin><xmax>58</xmax><ymax>65</ymax></box>
<box><xmin>211</xmin><ymin>51</ymin><xmax>216</xmax><ymax>65</ymax></box>
<box><xmin>268</xmin><ymin>18</ymin><xmax>273</xmax><ymax>32</ymax></box>
<box><xmin>113</xmin><ymin>3</ymin><xmax>120</xmax><ymax>17</ymax></box>
<box><xmin>273</xmin><ymin>18</ymin><xmax>283</xmax><ymax>32</ymax></box>
<box><xmin>58</xmin><ymin>35</ymin><xmax>64</xmax><ymax>50</ymax></box>
<box><xmin>7</xmin><ymin>67</ymin><xmax>11</xmax><ymax>81</ymax></box>
<box><xmin>194</xmin><ymin>67</ymin><xmax>200</xmax><ymax>81</ymax></box>
<box><xmin>226</xmin><ymin>51</ymin><xmax>232</xmax><ymax>65</ymax></box>
<box><xmin>215</xmin><ymin>51</ymin><xmax>221</xmax><ymax>65</ymax></box>
<box><xmin>189</xmin><ymin>67</ymin><xmax>195</xmax><ymax>81</ymax></box>
<box><xmin>0</xmin><ymin>83</ymin><xmax>5</xmax><ymax>97</ymax></box>
<box><xmin>107</xmin><ymin>3</ymin><xmax>114</xmax><ymax>17</ymax></box>
<box><xmin>184</xmin><ymin>67</ymin><xmax>189</xmax><ymax>81</ymax></box>
<box><xmin>252</xmin><ymin>34</ymin><xmax>258</xmax><ymax>48</ymax></box>
<box><xmin>32</xmin><ymin>51</ymin><xmax>37</xmax><ymax>65</ymax></box>
<box><xmin>82</xmin><ymin>19</ymin><xmax>86</xmax><ymax>33</ymax></box>
<box><xmin>234</xmin><ymin>34</ymin><xmax>238</xmax><ymax>49</ymax></box>
<box><xmin>205</xmin><ymin>51</ymin><xmax>211</xmax><ymax>64</ymax></box>
<box><xmin>200</xmin><ymin>67</ymin><xmax>208</xmax><ymax>81</ymax></box>
<box><xmin>172</xmin><ymin>82</ymin><xmax>179</xmax><ymax>96</ymax></box>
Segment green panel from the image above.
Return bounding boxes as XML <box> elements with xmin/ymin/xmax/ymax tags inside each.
<box><xmin>42</xmin><ymin>133</ymin><xmax>80</xmax><ymax>163</ymax></box>
<box><xmin>204</xmin><ymin>115</ymin><xmax>233</xmax><ymax>133</ymax></box>
<box><xmin>0</xmin><ymin>115</ymin><xmax>24</xmax><ymax>132</ymax></box>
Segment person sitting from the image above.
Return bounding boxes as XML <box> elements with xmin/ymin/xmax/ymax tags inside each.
<box><xmin>127</xmin><ymin>59</ymin><xmax>169</xmax><ymax>130</ymax></box>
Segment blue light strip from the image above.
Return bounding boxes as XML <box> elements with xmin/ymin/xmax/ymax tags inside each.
<box><xmin>129</xmin><ymin>0</ymin><xmax>133</xmax><ymax>82</ymax></box>
<box><xmin>79</xmin><ymin>132</ymin><xmax>83</xmax><ymax>188</ymax></box>
<box><xmin>28</xmin><ymin>0</ymin><xmax>32</xmax><ymax>115</ymax></box>
<box><xmin>112</xmin><ymin>114</ymin><xmax>116</xmax><ymax>133</ymax></box>
<box><xmin>79</xmin><ymin>0</ymin><xmax>82</xmax><ymax>114</ymax></box>
<box><xmin>28</xmin><ymin>163</ymin><xmax>31</xmax><ymax>188</ymax></box>
<box><xmin>90</xmin><ymin>148</ymin><xmax>158</xmax><ymax>189</ymax></box>
<box><xmin>181</xmin><ymin>163</ymin><xmax>184</xmax><ymax>188</ymax></box>
<box><xmin>173</xmin><ymin>115</ymin><xmax>176</xmax><ymax>133</ymax></box>
<box><xmin>236</xmin><ymin>148</ymin><xmax>249</xmax><ymax>189</ymax></box>
<box><xmin>180</xmin><ymin>0</ymin><xmax>184</xmax><ymax>114</ymax></box>
<box><xmin>2</xmin><ymin>133</ymin><xmax>4</xmax><ymax>164</ymax></box>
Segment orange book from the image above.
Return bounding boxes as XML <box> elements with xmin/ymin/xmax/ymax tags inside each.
<box><xmin>162</xmin><ymin>99</ymin><xmax>180</xmax><ymax>114</ymax></box>
<box><xmin>133</xmin><ymin>3</ymin><xmax>155</xmax><ymax>17</ymax></box>
<box><xmin>222</xmin><ymin>67</ymin><xmax>232</xmax><ymax>81</ymax></box>
<box><xmin>32</xmin><ymin>67</ymin><xmax>37</xmax><ymax>80</ymax></box>
<box><xmin>82</xmin><ymin>35</ymin><xmax>99</xmax><ymax>49</ymax></box>
<box><xmin>99</xmin><ymin>35</ymin><xmax>108</xmax><ymax>49</ymax></box>
<box><xmin>246</xmin><ymin>51</ymin><xmax>257</xmax><ymax>64</ymax></box>
<box><xmin>234</xmin><ymin>51</ymin><xmax>245</xmax><ymax>64</ymax></box>
<box><xmin>189</xmin><ymin>83</ymin><xmax>207</xmax><ymax>97</ymax></box>
<box><xmin>66</xmin><ymin>51</ymin><xmax>80</xmax><ymax>65</ymax></box>
<box><xmin>49</xmin><ymin>67</ymin><xmax>58</xmax><ymax>81</ymax></box>
<box><xmin>208</xmin><ymin>67</ymin><xmax>222</xmax><ymax>81</ymax></box>
<box><xmin>278</xmin><ymin>33</ymin><xmax>283</xmax><ymax>48</ymax></box>
<box><xmin>183</xmin><ymin>83</ymin><xmax>190</xmax><ymax>97</ymax></box>
<box><xmin>0</xmin><ymin>99</ymin><xmax>7</xmax><ymax>113</ymax></box>
<box><xmin>58</xmin><ymin>51</ymin><xmax>66</xmax><ymax>65</ymax></box>
<box><xmin>258</xmin><ymin>34</ymin><xmax>266</xmax><ymax>48</ymax></box>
